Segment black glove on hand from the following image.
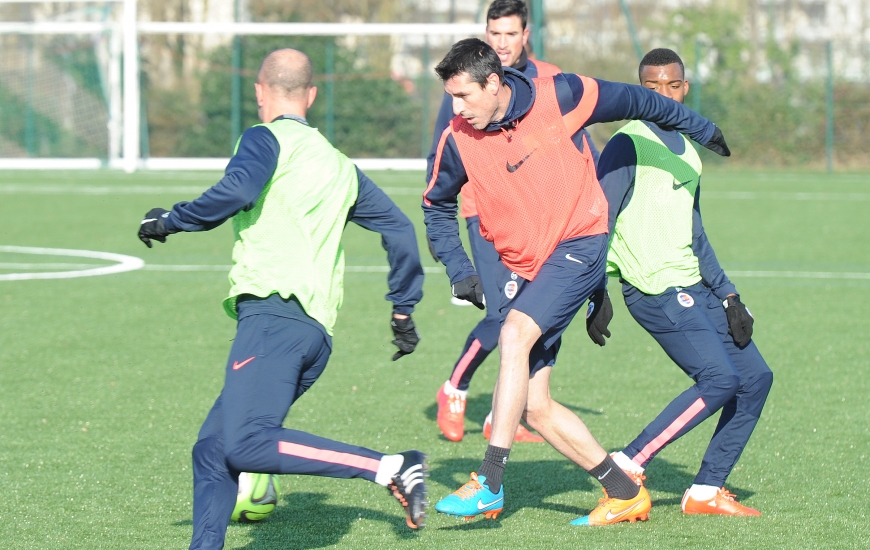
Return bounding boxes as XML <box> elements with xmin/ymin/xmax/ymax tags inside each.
<box><xmin>426</xmin><ymin>235</ymin><xmax>440</xmax><ymax>263</ymax></box>
<box><xmin>585</xmin><ymin>289</ymin><xmax>613</xmax><ymax>346</ymax></box>
<box><xmin>452</xmin><ymin>275</ymin><xmax>485</xmax><ymax>310</ymax></box>
<box><xmin>725</xmin><ymin>295</ymin><xmax>754</xmax><ymax>348</ymax></box>
<box><xmin>139</xmin><ymin>208</ymin><xmax>171</xmax><ymax>248</ymax></box>
<box><xmin>390</xmin><ymin>315</ymin><xmax>420</xmax><ymax>361</ymax></box>
<box><xmin>703</xmin><ymin>126</ymin><xmax>731</xmax><ymax>157</ymax></box>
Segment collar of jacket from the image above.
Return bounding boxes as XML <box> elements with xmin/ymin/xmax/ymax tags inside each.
<box><xmin>272</xmin><ymin>114</ymin><xmax>310</xmax><ymax>126</ymax></box>
<box><xmin>482</xmin><ymin>67</ymin><xmax>535</xmax><ymax>133</ymax></box>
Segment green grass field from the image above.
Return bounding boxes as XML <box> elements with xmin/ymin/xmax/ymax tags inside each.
<box><xmin>1</xmin><ymin>169</ymin><xmax>868</xmax><ymax>549</ymax></box>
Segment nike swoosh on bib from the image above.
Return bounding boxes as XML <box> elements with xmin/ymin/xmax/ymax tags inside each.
<box><xmin>506</xmin><ymin>150</ymin><xmax>535</xmax><ymax>172</ymax></box>
<box><xmin>673</xmin><ymin>179</ymin><xmax>692</xmax><ymax>190</ymax></box>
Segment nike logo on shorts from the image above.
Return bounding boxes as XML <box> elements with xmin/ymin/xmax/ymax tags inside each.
<box><xmin>232</xmin><ymin>356</ymin><xmax>256</xmax><ymax>370</ymax></box>
<box><xmin>565</xmin><ymin>254</ymin><xmax>584</xmax><ymax>264</ymax></box>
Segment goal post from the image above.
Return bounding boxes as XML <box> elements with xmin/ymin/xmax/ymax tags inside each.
<box><xmin>0</xmin><ymin>0</ymin><xmax>482</xmax><ymax>172</ymax></box>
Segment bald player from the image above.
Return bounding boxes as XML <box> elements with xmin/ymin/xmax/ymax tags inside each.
<box><xmin>138</xmin><ymin>49</ymin><xmax>428</xmax><ymax>547</ymax></box>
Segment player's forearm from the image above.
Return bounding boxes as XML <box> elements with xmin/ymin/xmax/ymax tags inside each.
<box><xmin>423</xmin><ymin>206</ymin><xmax>476</xmax><ymax>284</ymax></box>
<box><xmin>349</xmin><ymin>169</ymin><xmax>424</xmax><ymax>314</ymax></box>
<box><xmin>692</xmin><ymin>209</ymin><xmax>737</xmax><ymax>299</ymax></box>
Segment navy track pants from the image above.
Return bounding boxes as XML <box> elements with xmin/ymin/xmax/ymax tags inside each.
<box><xmin>621</xmin><ymin>282</ymin><xmax>773</xmax><ymax>487</ymax></box>
<box><xmin>190</xmin><ymin>313</ymin><xmax>384</xmax><ymax>550</ymax></box>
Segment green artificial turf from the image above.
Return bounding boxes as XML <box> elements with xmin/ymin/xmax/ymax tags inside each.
<box><xmin>0</xmin><ymin>169</ymin><xmax>867</xmax><ymax>548</ymax></box>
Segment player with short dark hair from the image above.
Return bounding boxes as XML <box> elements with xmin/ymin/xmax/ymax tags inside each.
<box><xmin>590</xmin><ymin>47</ymin><xmax>773</xmax><ymax>517</ymax></box>
<box><xmin>138</xmin><ymin>48</ymin><xmax>428</xmax><ymax>548</ymax></box>
<box><xmin>424</xmin><ymin>38</ymin><xmax>731</xmax><ymax>524</ymax></box>
<box><xmin>429</xmin><ymin>0</ymin><xmax>597</xmax><ymax>444</ymax></box>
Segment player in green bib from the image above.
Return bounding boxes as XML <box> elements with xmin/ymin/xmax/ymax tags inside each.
<box><xmin>138</xmin><ymin>49</ymin><xmax>428</xmax><ymax>547</ymax></box>
<box><xmin>586</xmin><ymin>48</ymin><xmax>773</xmax><ymax>517</ymax></box>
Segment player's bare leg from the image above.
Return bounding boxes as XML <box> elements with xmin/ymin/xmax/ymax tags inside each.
<box><xmin>489</xmin><ymin>309</ymin><xmax>542</xmax><ymax>447</ymax></box>
<box><xmin>434</xmin><ymin>309</ymin><xmax>540</xmax><ymax>521</ymax></box>
<box><xmin>523</xmin><ymin>367</ymin><xmax>607</xmax><ymax>469</ymax></box>
<box><xmin>521</xmin><ymin>358</ymin><xmax>651</xmax><ymax>526</ymax></box>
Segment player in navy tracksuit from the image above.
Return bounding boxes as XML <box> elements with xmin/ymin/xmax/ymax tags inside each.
<box><xmin>428</xmin><ymin>0</ymin><xmax>599</xmax><ymax>444</ymax></box>
<box><xmin>137</xmin><ymin>49</ymin><xmax>427</xmax><ymax>548</ymax></box>
<box><xmin>590</xmin><ymin>48</ymin><xmax>773</xmax><ymax>516</ymax></box>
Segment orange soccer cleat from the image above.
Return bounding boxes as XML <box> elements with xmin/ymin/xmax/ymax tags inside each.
<box><xmin>482</xmin><ymin>413</ymin><xmax>545</xmax><ymax>443</ymax></box>
<box><xmin>436</xmin><ymin>385</ymin><xmax>466</xmax><ymax>442</ymax></box>
<box><xmin>571</xmin><ymin>485</ymin><xmax>652</xmax><ymax>526</ymax></box>
<box><xmin>681</xmin><ymin>487</ymin><xmax>761</xmax><ymax>517</ymax></box>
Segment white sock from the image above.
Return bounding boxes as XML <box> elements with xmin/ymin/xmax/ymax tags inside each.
<box><xmin>688</xmin><ymin>484</ymin><xmax>719</xmax><ymax>500</ymax></box>
<box><xmin>611</xmin><ymin>451</ymin><xmax>644</xmax><ymax>474</ymax></box>
<box><xmin>374</xmin><ymin>454</ymin><xmax>404</xmax><ymax>487</ymax></box>
<box><xmin>443</xmin><ymin>380</ymin><xmax>468</xmax><ymax>399</ymax></box>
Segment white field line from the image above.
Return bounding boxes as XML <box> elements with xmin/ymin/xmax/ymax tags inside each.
<box><xmin>729</xmin><ymin>270</ymin><xmax>870</xmax><ymax>280</ymax></box>
<box><xmin>141</xmin><ymin>264</ymin><xmax>446</xmax><ymax>274</ymax></box>
<box><xmin>4</xmin><ymin>184</ymin><xmax>870</xmax><ymax>201</ymax></box>
<box><xmin>0</xmin><ymin>246</ymin><xmax>143</xmax><ymax>281</ymax></box>
<box><xmin>142</xmin><ymin>265</ymin><xmax>870</xmax><ymax>279</ymax></box>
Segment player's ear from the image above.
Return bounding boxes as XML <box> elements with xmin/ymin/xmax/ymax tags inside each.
<box><xmin>254</xmin><ymin>82</ymin><xmax>265</xmax><ymax>106</ymax></box>
<box><xmin>307</xmin><ymin>86</ymin><xmax>318</xmax><ymax>109</ymax></box>
<box><xmin>486</xmin><ymin>73</ymin><xmax>500</xmax><ymax>94</ymax></box>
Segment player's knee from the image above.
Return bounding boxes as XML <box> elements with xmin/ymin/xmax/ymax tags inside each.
<box><xmin>499</xmin><ymin>312</ymin><xmax>539</xmax><ymax>352</ymax></box>
<box><xmin>192</xmin><ymin>436</ymin><xmax>224</xmax><ymax>474</ymax></box>
<box><xmin>698</xmin><ymin>373</ymin><xmax>740</xmax><ymax>410</ymax></box>
<box><xmin>523</xmin><ymin>396</ymin><xmax>550</xmax><ymax>429</ymax></box>
<box><xmin>742</xmin><ymin>370</ymin><xmax>773</xmax><ymax>417</ymax></box>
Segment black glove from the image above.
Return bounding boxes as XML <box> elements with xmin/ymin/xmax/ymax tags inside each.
<box><xmin>390</xmin><ymin>315</ymin><xmax>420</xmax><ymax>361</ymax></box>
<box><xmin>138</xmin><ymin>208</ymin><xmax>171</xmax><ymax>248</ymax></box>
<box><xmin>724</xmin><ymin>295</ymin><xmax>754</xmax><ymax>348</ymax></box>
<box><xmin>703</xmin><ymin>126</ymin><xmax>731</xmax><ymax>157</ymax></box>
<box><xmin>585</xmin><ymin>289</ymin><xmax>613</xmax><ymax>346</ymax></box>
<box><xmin>452</xmin><ymin>275</ymin><xmax>485</xmax><ymax>310</ymax></box>
<box><xmin>426</xmin><ymin>235</ymin><xmax>440</xmax><ymax>263</ymax></box>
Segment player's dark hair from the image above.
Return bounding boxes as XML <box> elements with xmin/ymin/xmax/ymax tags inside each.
<box><xmin>435</xmin><ymin>38</ymin><xmax>504</xmax><ymax>87</ymax></box>
<box><xmin>638</xmin><ymin>48</ymin><xmax>685</xmax><ymax>81</ymax></box>
<box><xmin>487</xmin><ymin>0</ymin><xmax>528</xmax><ymax>29</ymax></box>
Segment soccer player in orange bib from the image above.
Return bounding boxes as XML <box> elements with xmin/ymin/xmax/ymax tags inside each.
<box><xmin>424</xmin><ymin>38</ymin><xmax>730</xmax><ymax>524</ymax></box>
<box><xmin>428</xmin><ymin>0</ymin><xmax>590</xmax><ymax>445</ymax></box>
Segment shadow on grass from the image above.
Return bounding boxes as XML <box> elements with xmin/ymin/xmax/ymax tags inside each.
<box><xmin>231</xmin><ymin>491</ymin><xmax>421</xmax><ymax>549</ymax></box>
<box><xmin>430</xmin><ymin>455</ymin><xmax>756</xmax><ymax>528</ymax></box>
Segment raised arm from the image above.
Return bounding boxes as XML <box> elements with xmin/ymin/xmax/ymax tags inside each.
<box><xmin>554</xmin><ymin>74</ymin><xmax>730</xmax><ymax>155</ymax></box>
<box><xmin>166</xmin><ymin>126</ymin><xmax>279</xmax><ymax>233</ymax></box>
<box><xmin>138</xmin><ymin>126</ymin><xmax>278</xmax><ymax>247</ymax></box>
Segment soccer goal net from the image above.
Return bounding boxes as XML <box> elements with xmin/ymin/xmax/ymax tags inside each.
<box><xmin>0</xmin><ymin>0</ymin><xmax>480</xmax><ymax>172</ymax></box>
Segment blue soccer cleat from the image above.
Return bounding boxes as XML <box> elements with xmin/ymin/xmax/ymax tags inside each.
<box><xmin>435</xmin><ymin>472</ymin><xmax>504</xmax><ymax>520</ymax></box>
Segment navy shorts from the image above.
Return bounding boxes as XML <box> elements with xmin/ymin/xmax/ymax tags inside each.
<box><xmin>496</xmin><ymin>233</ymin><xmax>608</xmax><ymax>372</ymax></box>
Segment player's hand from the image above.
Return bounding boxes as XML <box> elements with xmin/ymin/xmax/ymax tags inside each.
<box><xmin>724</xmin><ymin>295</ymin><xmax>753</xmax><ymax>347</ymax></box>
<box><xmin>139</xmin><ymin>208</ymin><xmax>171</xmax><ymax>248</ymax></box>
<box><xmin>426</xmin><ymin>235</ymin><xmax>440</xmax><ymax>263</ymax></box>
<box><xmin>390</xmin><ymin>314</ymin><xmax>420</xmax><ymax>361</ymax></box>
<box><xmin>452</xmin><ymin>275</ymin><xmax>485</xmax><ymax>309</ymax></box>
<box><xmin>586</xmin><ymin>288</ymin><xmax>613</xmax><ymax>346</ymax></box>
<box><xmin>703</xmin><ymin>126</ymin><xmax>731</xmax><ymax>157</ymax></box>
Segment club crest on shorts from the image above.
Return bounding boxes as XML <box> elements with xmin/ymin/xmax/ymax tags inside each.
<box><xmin>677</xmin><ymin>292</ymin><xmax>694</xmax><ymax>308</ymax></box>
<box><xmin>504</xmin><ymin>280</ymin><xmax>518</xmax><ymax>300</ymax></box>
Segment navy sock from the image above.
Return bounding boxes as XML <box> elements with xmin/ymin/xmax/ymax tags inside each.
<box><xmin>477</xmin><ymin>445</ymin><xmax>510</xmax><ymax>492</ymax></box>
<box><xmin>587</xmin><ymin>455</ymin><xmax>640</xmax><ymax>500</ymax></box>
